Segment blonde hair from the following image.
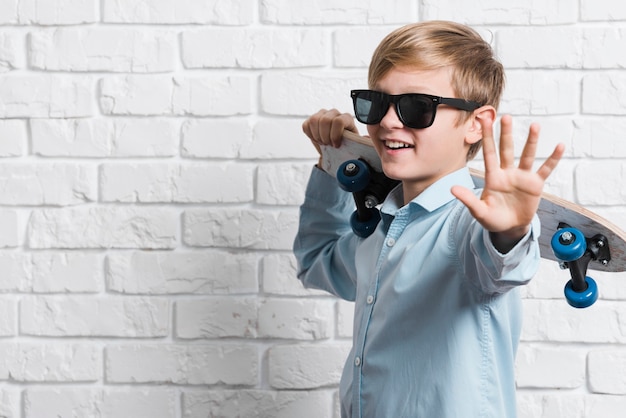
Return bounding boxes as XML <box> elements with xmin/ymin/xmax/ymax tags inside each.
<box><xmin>368</xmin><ymin>21</ymin><xmax>505</xmax><ymax>160</ymax></box>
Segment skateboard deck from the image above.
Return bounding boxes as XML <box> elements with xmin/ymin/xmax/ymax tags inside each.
<box><xmin>320</xmin><ymin>130</ymin><xmax>626</xmax><ymax>274</ymax></box>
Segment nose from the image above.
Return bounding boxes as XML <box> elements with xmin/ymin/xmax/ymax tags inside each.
<box><xmin>379</xmin><ymin>103</ymin><xmax>404</xmax><ymax>129</ymax></box>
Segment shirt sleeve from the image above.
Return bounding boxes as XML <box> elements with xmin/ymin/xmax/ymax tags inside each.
<box><xmin>292</xmin><ymin>166</ymin><xmax>361</xmax><ymax>301</ymax></box>
<box><xmin>453</xmin><ymin>201</ymin><xmax>541</xmax><ymax>295</ymax></box>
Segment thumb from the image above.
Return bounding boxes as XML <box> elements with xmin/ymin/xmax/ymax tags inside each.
<box><xmin>451</xmin><ymin>185</ymin><xmax>486</xmax><ymax>220</ymax></box>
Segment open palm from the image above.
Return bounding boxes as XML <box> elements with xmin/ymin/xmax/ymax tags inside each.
<box><xmin>452</xmin><ymin>115</ymin><xmax>565</xmax><ymax>243</ymax></box>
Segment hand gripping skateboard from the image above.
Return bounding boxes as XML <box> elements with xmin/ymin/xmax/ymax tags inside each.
<box><xmin>320</xmin><ymin>131</ymin><xmax>626</xmax><ymax>309</ymax></box>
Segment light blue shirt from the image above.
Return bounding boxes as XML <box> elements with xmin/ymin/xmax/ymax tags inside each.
<box><xmin>293</xmin><ymin>166</ymin><xmax>540</xmax><ymax>418</ymax></box>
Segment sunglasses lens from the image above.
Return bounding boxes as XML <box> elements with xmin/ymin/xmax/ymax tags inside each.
<box><xmin>397</xmin><ymin>95</ymin><xmax>435</xmax><ymax>129</ymax></box>
<box><xmin>353</xmin><ymin>91</ymin><xmax>436</xmax><ymax>129</ymax></box>
<box><xmin>353</xmin><ymin>91</ymin><xmax>386</xmax><ymax>125</ymax></box>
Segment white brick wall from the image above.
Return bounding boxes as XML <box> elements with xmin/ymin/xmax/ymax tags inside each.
<box><xmin>0</xmin><ymin>1</ymin><xmax>625</xmax><ymax>417</ymax></box>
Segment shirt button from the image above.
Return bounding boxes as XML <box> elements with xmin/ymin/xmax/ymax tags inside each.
<box><xmin>366</xmin><ymin>295</ymin><xmax>374</xmax><ymax>304</ymax></box>
<box><xmin>386</xmin><ymin>238</ymin><xmax>396</xmax><ymax>247</ymax></box>
<box><xmin>355</xmin><ymin>356</ymin><xmax>361</xmax><ymax>367</ymax></box>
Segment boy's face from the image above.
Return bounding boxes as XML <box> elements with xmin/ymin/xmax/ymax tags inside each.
<box><xmin>367</xmin><ymin>65</ymin><xmax>480</xmax><ymax>200</ymax></box>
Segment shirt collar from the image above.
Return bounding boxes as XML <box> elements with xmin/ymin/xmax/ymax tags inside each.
<box><xmin>381</xmin><ymin>167</ymin><xmax>477</xmax><ymax>216</ymax></box>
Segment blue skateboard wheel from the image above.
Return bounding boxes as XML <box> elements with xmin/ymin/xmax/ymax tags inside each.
<box><xmin>551</xmin><ymin>227</ymin><xmax>587</xmax><ymax>262</ymax></box>
<box><xmin>350</xmin><ymin>209</ymin><xmax>380</xmax><ymax>238</ymax></box>
<box><xmin>564</xmin><ymin>276</ymin><xmax>598</xmax><ymax>308</ymax></box>
<box><xmin>337</xmin><ymin>160</ymin><xmax>370</xmax><ymax>192</ymax></box>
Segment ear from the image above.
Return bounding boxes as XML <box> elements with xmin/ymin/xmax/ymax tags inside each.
<box><xmin>465</xmin><ymin>105</ymin><xmax>496</xmax><ymax>145</ymax></box>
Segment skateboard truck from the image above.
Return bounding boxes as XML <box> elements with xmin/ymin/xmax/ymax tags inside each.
<box><xmin>336</xmin><ymin>159</ymin><xmax>399</xmax><ymax>238</ymax></box>
<box><xmin>551</xmin><ymin>222</ymin><xmax>608</xmax><ymax>308</ymax></box>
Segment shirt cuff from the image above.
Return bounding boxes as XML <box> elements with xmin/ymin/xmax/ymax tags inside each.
<box><xmin>485</xmin><ymin>215</ymin><xmax>540</xmax><ymax>260</ymax></box>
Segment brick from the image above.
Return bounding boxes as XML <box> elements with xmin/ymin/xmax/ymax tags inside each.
<box><xmin>30</xmin><ymin>28</ymin><xmax>176</xmax><ymax>72</ymax></box>
<box><xmin>0</xmin><ymin>252</ymin><xmax>32</xmax><ymax>292</ymax></box>
<box><xmin>100</xmin><ymin>75</ymin><xmax>174</xmax><ymax>115</ymax></box>
<box><xmin>0</xmin><ymin>31</ymin><xmax>24</xmax><ymax>72</ymax></box>
<box><xmin>12</xmin><ymin>0</ymin><xmax>98</xmax><ymax>25</ymax></box>
<box><xmin>20</xmin><ymin>296</ymin><xmax>169</xmax><ymax>337</ymax></box>
<box><xmin>0</xmin><ymin>343</ymin><xmax>100</xmax><ymax>382</ymax></box>
<box><xmin>258</xmin><ymin>298</ymin><xmax>334</xmax><ymax>340</ymax></box>
<box><xmin>497</xmin><ymin>28</ymin><xmax>582</xmax><ymax>69</ymax></box>
<box><xmin>521</xmin><ymin>300</ymin><xmax>626</xmax><ymax>343</ymax></box>
<box><xmin>182</xmin><ymin>28</ymin><xmax>326</xmax><ymax>69</ymax></box>
<box><xmin>260</xmin><ymin>72</ymin><xmax>365</xmax><ymax>116</ymax></box>
<box><xmin>573</xmin><ymin>118</ymin><xmax>626</xmax><ymax>158</ymax></box>
<box><xmin>257</xmin><ymin>163</ymin><xmax>313</xmax><ymax>205</ymax></box>
<box><xmin>102</xmin><ymin>0</ymin><xmax>255</xmax><ymax>24</ymax></box>
<box><xmin>31</xmin><ymin>118</ymin><xmax>178</xmax><ymax>157</ymax></box>
<box><xmin>422</xmin><ymin>0</ymin><xmax>577</xmax><ymax>24</ymax></box>
<box><xmin>28</xmin><ymin>207</ymin><xmax>178</xmax><ymax>249</ymax></box>
<box><xmin>0</xmin><ymin>388</ymin><xmax>20</xmax><ymax>418</ymax></box>
<box><xmin>0</xmin><ymin>210</ymin><xmax>18</xmax><ymax>247</ymax></box>
<box><xmin>172</xmin><ymin>76</ymin><xmax>253</xmax><ymax>116</ymax></box>
<box><xmin>0</xmin><ymin>0</ymin><xmax>17</xmax><ymax>23</ymax></box>
<box><xmin>106</xmin><ymin>250</ymin><xmax>259</xmax><ymax>295</ymax></box>
<box><xmin>501</xmin><ymin>70</ymin><xmax>579</xmax><ymax>115</ymax></box>
<box><xmin>182</xmin><ymin>389</ymin><xmax>334</xmax><ymax>418</ymax></box>
<box><xmin>0</xmin><ymin>252</ymin><xmax>103</xmax><ymax>293</ymax></box>
<box><xmin>337</xmin><ymin>300</ymin><xmax>354</xmax><ymax>338</ymax></box>
<box><xmin>0</xmin><ymin>74</ymin><xmax>92</xmax><ymax>118</ymax></box>
<box><xmin>100</xmin><ymin>75</ymin><xmax>253</xmax><ymax>116</ymax></box>
<box><xmin>582</xmin><ymin>73</ymin><xmax>626</xmax><ymax>115</ymax></box>
<box><xmin>100</xmin><ymin>162</ymin><xmax>254</xmax><ymax>203</ymax></box>
<box><xmin>515</xmin><ymin>344</ymin><xmax>586</xmax><ymax>388</ymax></box>
<box><xmin>517</xmin><ymin>393</ymin><xmax>585</xmax><ymax>418</ymax></box>
<box><xmin>183</xmin><ymin>208</ymin><xmax>298</xmax><ymax>250</ymax></box>
<box><xmin>29</xmin><ymin>0</ymin><xmax>98</xmax><ymax>25</ymax></box>
<box><xmin>24</xmin><ymin>388</ymin><xmax>176</xmax><ymax>418</ymax></box>
<box><xmin>334</xmin><ymin>27</ymin><xmax>395</xmax><ymax>68</ymax></box>
<box><xmin>588</xmin><ymin>350</ymin><xmax>626</xmax><ymax>394</ymax></box>
<box><xmin>268</xmin><ymin>343</ymin><xmax>350</xmax><ymax>389</ymax></box>
<box><xmin>582</xmin><ymin>28</ymin><xmax>626</xmax><ymax>68</ymax></box>
<box><xmin>262</xmin><ymin>253</ymin><xmax>327</xmax><ymax>296</ymax></box>
<box><xmin>0</xmin><ymin>163</ymin><xmax>96</xmax><ymax>205</ymax></box>
<box><xmin>106</xmin><ymin>344</ymin><xmax>258</xmax><ymax>385</ymax></box>
<box><xmin>518</xmin><ymin>393</ymin><xmax>626</xmax><ymax>418</ymax></box>
<box><xmin>176</xmin><ymin>297</ymin><xmax>258</xmax><ymax>339</ymax></box>
<box><xmin>0</xmin><ymin>298</ymin><xmax>16</xmax><ymax>336</ymax></box>
<box><xmin>575</xmin><ymin>162</ymin><xmax>626</xmax><ymax>206</ymax></box>
<box><xmin>181</xmin><ymin>118</ymin><xmax>253</xmax><ymax>159</ymax></box>
<box><xmin>593</xmin><ymin>269</ymin><xmax>626</xmax><ymax>301</ymax></box>
<box><xmin>31</xmin><ymin>252</ymin><xmax>104</xmax><ymax>293</ymax></box>
<box><xmin>260</xmin><ymin>0</ymin><xmax>416</xmax><ymax>24</ymax></box>
<box><xmin>247</xmin><ymin>118</ymin><xmax>320</xmax><ymax>160</ymax></box>
<box><xmin>581</xmin><ymin>0</ymin><xmax>626</xmax><ymax>21</ymax></box>
<box><xmin>0</xmin><ymin>119</ymin><xmax>26</xmax><ymax>156</ymax></box>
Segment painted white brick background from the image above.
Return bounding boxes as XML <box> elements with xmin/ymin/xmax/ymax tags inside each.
<box><xmin>0</xmin><ymin>0</ymin><xmax>625</xmax><ymax>417</ymax></box>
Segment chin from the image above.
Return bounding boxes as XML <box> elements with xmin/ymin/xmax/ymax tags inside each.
<box><xmin>381</xmin><ymin>165</ymin><xmax>407</xmax><ymax>182</ymax></box>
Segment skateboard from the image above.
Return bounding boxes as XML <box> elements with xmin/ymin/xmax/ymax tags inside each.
<box><xmin>320</xmin><ymin>130</ymin><xmax>626</xmax><ymax>308</ymax></box>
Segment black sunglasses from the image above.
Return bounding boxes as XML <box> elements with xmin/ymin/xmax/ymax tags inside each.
<box><xmin>351</xmin><ymin>89</ymin><xmax>481</xmax><ymax>129</ymax></box>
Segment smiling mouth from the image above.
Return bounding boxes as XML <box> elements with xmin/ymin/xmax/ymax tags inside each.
<box><xmin>384</xmin><ymin>140</ymin><xmax>414</xmax><ymax>150</ymax></box>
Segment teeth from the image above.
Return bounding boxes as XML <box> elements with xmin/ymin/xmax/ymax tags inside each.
<box><xmin>385</xmin><ymin>140</ymin><xmax>412</xmax><ymax>149</ymax></box>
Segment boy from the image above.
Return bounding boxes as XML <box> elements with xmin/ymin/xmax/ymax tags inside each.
<box><xmin>294</xmin><ymin>21</ymin><xmax>565</xmax><ymax>417</ymax></box>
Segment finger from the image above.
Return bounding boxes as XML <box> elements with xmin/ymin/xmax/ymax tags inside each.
<box><xmin>451</xmin><ymin>185</ymin><xmax>487</xmax><ymax>220</ymax></box>
<box><xmin>518</xmin><ymin>123</ymin><xmax>540</xmax><ymax>171</ymax></box>
<box><xmin>479</xmin><ymin>115</ymin><xmax>498</xmax><ymax>172</ymax></box>
<box><xmin>302</xmin><ymin>109</ymin><xmax>326</xmax><ymax>143</ymax></box>
<box><xmin>330</xmin><ymin>113</ymin><xmax>356</xmax><ymax>147</ymax></box>
<box><xmin>536</xmin><ymin>142</ymin><xmax>566</xmax><ymax>180</ymax></box>
<box><xmin>498</xmin><ymin>114</ymin><xmax>515</xmax><ymax>168</ymax></box>
<box><xmin>318</xmin><ymin>109</ymin><xmax>342</xmax><ymax>147</ymax></box>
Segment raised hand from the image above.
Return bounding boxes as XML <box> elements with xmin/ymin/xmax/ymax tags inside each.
<box><xmin>451</xmin><ymin>115</ymin><xmax>565</xmax><ymax>252</ymax></box>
